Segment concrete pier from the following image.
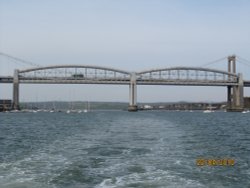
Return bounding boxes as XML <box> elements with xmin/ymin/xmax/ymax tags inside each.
<box><xmin>128</xmin><ymin>72</ymin><xmax>137</xmax><ymax>112</ymax></box>
<box><xmin>227</xmin><ymin>56</ymin><xmax>244</xmax><ymax>112</ymax></box>
<box><xmin>12</xmin><ymin>69</ymin><xmax>20</xmax><ymax>110</ymax></box>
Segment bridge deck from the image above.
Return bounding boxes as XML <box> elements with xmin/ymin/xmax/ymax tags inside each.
<box><xmin>244</xmin><ymin>81</ymin><xmax>250</xmax><ymax>87</ymax></box>
<box><xmin>0</xmin><ymin>76</ymin><xmax>242</xmax><ymax>86</ymax></box>
<box><xmin>0</xmin><ymin>76</ymin><xmax>13</xmax><ymax>83</ymax></box>
<box><xmin>1</xmin><ymin>76</ymin><xmax>250</xmax><ymax>86</ymax></box>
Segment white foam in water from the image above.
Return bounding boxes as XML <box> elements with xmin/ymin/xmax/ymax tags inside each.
<box><xmin>96</xmin><ymin>169</ymin><xmax>205</xmax><ymax>188</ymax></box>
<box><xmin>2</xmin><ymin>111</ymin><xmax>249</xmax><ymax>187</ymax></box>
<box><xmin>174</xmin><ymin>160</ymin><xmax>182</xmax><ymax>165</ymax></box>
<box><xmin>0</xmin><ymin>126</ymin><xmax>103</xmax><ymax>187</ymax></box>
<box><xmin>0</xmin><ymin>148</ymin><xmax>70</xmax><ymax>187</ymax></box>
<box><xmin>0</xmin><ymin>180</ymin><xmax>48</xmax><ymax>188</ymax></box>
<box><xmin>96</xmin><ymin>179</ymin><xmax>117</xmax><ymax>188</ymax></box>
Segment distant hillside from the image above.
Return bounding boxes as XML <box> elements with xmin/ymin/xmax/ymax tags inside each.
<box><xmin>19</xmin><ymin>101</ymin><xmax>227</xmax><ymax>111</ymax></box>
<box><xmin>20</xmin><ymin>101</ymin><xmax>129</xmax><ymax>110</ymax></box>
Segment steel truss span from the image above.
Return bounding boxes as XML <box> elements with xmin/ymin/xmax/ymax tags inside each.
<box><xmin>0</xmin><ymin>53</ymin><xmax>246</xmax><ymax>111</ymax></box>
<box><xmin>18</xmin><ymin>65</ymin><xmax>131</xmax><ymax>84</ymax></box>
<box><xmin>137</xmin><ymin>67</ymin><xmax>238</xmax><ymax>86</ymax></box>
<box><xmin>17</xmin><ymin>65</ymin><xmax>239</xmax><ymax>86</ymax></box>
<box><xmin>1</xmin><ymin>64</ymin><xmax>246</xmax><ymax>111</ymax></box>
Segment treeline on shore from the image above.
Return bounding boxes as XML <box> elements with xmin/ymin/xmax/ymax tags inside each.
<box><xmin>19</xmin><ymin>101</ymin><xmax>227</xmax><ymax>111</ymax></box>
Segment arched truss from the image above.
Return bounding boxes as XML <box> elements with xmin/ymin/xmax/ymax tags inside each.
<box><xmin>18</xmin><ymin>65</ymin><xmax>131</xmax><ymax>84</ymax></box>
<box><xmin>17</xmin><ymin>65</ymin><xmax>240</xmax><ymax>86</ymax></box>
<box><xmin>137</xmin><ymin>67</ymin><xmax>239</xmax><ymax>86</ymax></box>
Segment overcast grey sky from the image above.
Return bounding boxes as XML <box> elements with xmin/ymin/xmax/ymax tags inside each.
<box><xmin>0</xmin><ymin>0</ymin><xmax>250</xmax><ymax>102</ymax></box>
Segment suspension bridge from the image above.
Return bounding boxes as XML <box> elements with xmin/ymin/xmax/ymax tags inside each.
<box><xmin>1</xmin><ymin>52</ymin><xmax>250</xmax><ymax>111</ymax></box>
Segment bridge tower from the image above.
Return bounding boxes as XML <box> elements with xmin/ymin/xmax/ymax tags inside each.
<box><xmin>227</xmin><ymin>56</ymin><xmax>244</xmax><ymax>112</ymax></box>
<box><xmin>128</xmin><ymin>72</ymin><xmax>138</xmax><ymax>111</ymax></box>
<box><xmin>12</xmin><ymin>69</ymin><xmax>20</xmax><ymax>110</ymax></box>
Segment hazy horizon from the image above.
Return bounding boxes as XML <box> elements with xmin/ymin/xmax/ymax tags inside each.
<box><xmin>1</xmin><ymin>0</ymin><xmax>250</xmax><ymax>102</ymax></box>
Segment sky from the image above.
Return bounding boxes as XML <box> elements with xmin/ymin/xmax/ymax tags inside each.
<box><xmin>0</xmin><ymin>0</ymin><xmax>250</xmax><ymax>103</ymax></box>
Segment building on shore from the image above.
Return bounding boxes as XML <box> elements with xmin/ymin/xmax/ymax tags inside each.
<box><xmin>0</xmin><ymin>100</ymin><xmax>12</xmax><ymax>112</ymax></box>
<box><xmin>244</xmin><ymin>97</ymin><xmax>250</xmax><ymax>108</ymax></box>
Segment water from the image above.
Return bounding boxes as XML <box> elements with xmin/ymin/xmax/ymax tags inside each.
<box><xmin>0</xmin><ymin>111</ymin><xmax>249</xmax><ymax>188</ymax></box>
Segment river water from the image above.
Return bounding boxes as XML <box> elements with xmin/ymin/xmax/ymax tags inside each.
<box><xmin>0</xmin><ymin>111</ymin><xmax>249</xmax><ymax>188</ymax></box>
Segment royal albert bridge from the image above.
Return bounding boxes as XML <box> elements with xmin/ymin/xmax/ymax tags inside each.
<box><xmin>0</xmin><ymin>55</ymin><xmax>250</xmax><ymax>111</ymax></box>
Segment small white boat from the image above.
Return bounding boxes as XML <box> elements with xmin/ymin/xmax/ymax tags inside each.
<box><xmin>203</xmin><ymin>104</ymin><xmax>215</xmax><ymax>113</ymax></box>
<box><xmin>10</xmin><ymin>110</ymin><xmax>21</xmax><ymax>113</ymax></box>
<box><xmin>83</xmin><ymin>101</ymin><xmax>90</xmax><ymax>113</ymax></box>
<box><xmin>242</xmin><ymin>110</ymin><xmax>250</xmax><ymax>114</ymax></box>
<box><xmin>203</xmin><ymin>110</ymin><xmax>213</xmax><ymax>113</ymax></box>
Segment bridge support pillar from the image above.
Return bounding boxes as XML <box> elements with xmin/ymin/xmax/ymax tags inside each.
<box><xmin>12</xmin><ymin>69</ymin><xmax>20</xmax><ymax>110</ymax></box>
<box><xmin>227</xmin><ymin>86</ymin><xmax>232</xmax><ymax>109</ymax></box>
<box><xmin>128</xmin><ymin>72</ymin><xmax>137</xmax><ymax>112</ymax></box>
<box><xmin>226</xmin><ymin>56</ymin><xmax>244</xmax><ymax>112</ymax></box>
<box><xmin>227</xmin><ymin>73</ymin><xmax>244</xmax><ymax>112</ymax></box>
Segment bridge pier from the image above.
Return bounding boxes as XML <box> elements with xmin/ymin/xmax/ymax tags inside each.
<box><xmin>12</xmin><ymin>69</ymin><xmax>20</xmax><ymax>110</ymax></box>
<box><xmin>227</xmin><ymin>56</ymin><xmax>244</xmax><ymax>112</ymax></box>
<box><xmin>227</xmin><ymin>86</ymin><xmax>232</xmax><ymax>109</ymax></box>
<box><xmin>227</xmin><ymin>74</ymin><xmax>244</xmax><ymax>112</ymax></box>
<box><xmin>128</xmin><ymin>72</ymin><xmax>137</xmax><ymax>112</ymax></box>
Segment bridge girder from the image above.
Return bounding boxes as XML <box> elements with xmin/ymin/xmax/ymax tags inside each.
<box><xmin>137</xmin><ymin>67</ymin><xmax>238</xmax><ymax>84</ymax></box>
<box><xmin>0</xmin><ymin>65</ymin><xmax>247</xmax><ymax>111</ymax></box>
<box><xmin>16</xmin><ymin>65</ymin><xmax>239</xmax><ymax>85</ymax></box>
<box><xmin>19</xmin><ymin>65</ymin><xmax>130</xmax><ymax>75</ymax></box>
<box><xmin>18</xmin><ymin>65</ymin><xmax>131</xmax><ymax>82</ymax></box>
<box><xmin>139</xmin><ymin>66</ymin><xmax>238</xmax><ymax>75</ymax></box>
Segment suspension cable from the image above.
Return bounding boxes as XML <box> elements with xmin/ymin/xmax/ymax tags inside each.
<box><xmin>236</xmin><ymin>59</ymin><xmax>250</xmax><ymax>67</ymax></box>
<box><xmin>0</xmin><ymin>52</ymin><xmax>41</xmax><ymax>67</ymax></box>
<box><xmin>237</xmin><ymin>56</ymin><xmax>250</xmax><ymax>66</ymax></box>
<box><xmin>200</xmin><ymin>56</ymin><xmax>227</xmax><ymax>67</ymax></box>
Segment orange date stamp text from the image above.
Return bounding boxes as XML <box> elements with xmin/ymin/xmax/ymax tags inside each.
<box><xmin>196</xmin><ymin>158</ymin><xmax>235</xmax><ymax>166</ymax></box>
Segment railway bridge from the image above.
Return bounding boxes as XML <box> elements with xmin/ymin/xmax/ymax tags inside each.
<box><xmin>1</xmin><ymin>55</ymin><xmax>250</xmax><ymax>111</ymax></box>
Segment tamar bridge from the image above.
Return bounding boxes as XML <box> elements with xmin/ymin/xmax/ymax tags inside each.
<box><xmin>1</xmin><ymin>55</ymin><xmax>250</xmax><ymax>112</ymax></box>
